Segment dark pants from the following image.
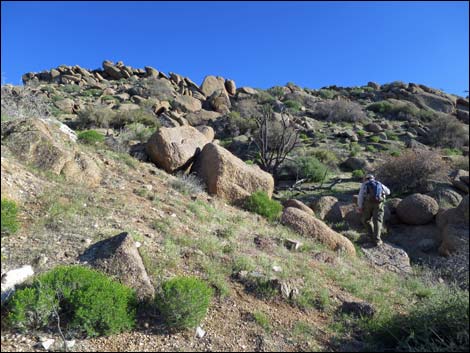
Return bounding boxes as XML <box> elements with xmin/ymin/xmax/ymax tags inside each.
<box><xmin>361</xmin><ymin>200</ymin><xmax>385</xmax><ymax>243</ymax></box>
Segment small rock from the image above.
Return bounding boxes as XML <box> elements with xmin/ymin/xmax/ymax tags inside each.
<box><xmin>65</xmin><ymin>340</ymin><xmax>75</xmax><ymax>349</ymax></box>
<box><xmin>135</xmin><ymin>241</ymin><xmax>142</xmax><ymax>248</ymax></box>
<box><xmin>272</xmin><ymin>266</ymin><xmax>282</xmax><ymax>273</ymax></box>
<box><xmin>196</xmin><ymin>326</ymin><xmax>206</xmax><ymax>338</ymax></box>
<box><xmin>40</xmin><ymin>338</ymin><xmax>55</xmax><ymax>350</ymax></box>
<box><xmin>340</xmin><ymin>301</ymin><xmax>375</xmax><ymax>318</ymax></box>
<box><xmin>284</xmin><ymin>239</ymin><xmax>302</xmax><ymax>251</ymax></box>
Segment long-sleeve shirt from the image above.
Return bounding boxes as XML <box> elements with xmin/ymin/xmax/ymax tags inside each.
<box><xmin>358</xmin><ymin>180</ymin><xmax>390</xmax><ymax>209</ymax></box>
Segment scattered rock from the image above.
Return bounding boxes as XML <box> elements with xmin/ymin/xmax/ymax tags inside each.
<box><xmin>79</xmin><ymin>232</ymin><xmax>155</xmax><ymax>300</ymax></box>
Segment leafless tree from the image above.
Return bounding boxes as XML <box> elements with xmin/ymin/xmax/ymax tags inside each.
<box><xmin>252</xmin><ymin>104</ymin><xmax>299</xmax><ymax>182</ymax></box>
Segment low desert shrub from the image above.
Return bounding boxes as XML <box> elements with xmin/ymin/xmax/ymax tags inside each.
<box><xmin>1</xmin><ymin>198</ymin><xmax>19</xmax><ymax>235</ymax></box>
<box><xmin>6</xmin><ymin>265</ymin><xmax>137</xmax><ymax>337</ymax></box>
<box><xmin>295</xmin><ymin>156</ymin><xmax>330</xmax><ymax>182</ymax></box>
<box><xmin>156</xmin><ymin>276</ymin><xmax>213</xmax><ymax>330</ymax></box>
<box><xmin>244</xmin><ymin>191</ymin><xmax>283</xmax><ymax>221</ymax></box>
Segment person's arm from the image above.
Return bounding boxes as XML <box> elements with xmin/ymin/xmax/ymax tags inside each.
<box><xmin>358</xmin><ymin>182</ymin><xmax>365</xmax><ymax>209</ymax></box>
<box><xmin>382</xmin><ymin>184</ymin><xmax>390</xmax><ymax>196</ymax></box>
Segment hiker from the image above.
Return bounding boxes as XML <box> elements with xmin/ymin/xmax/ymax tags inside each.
<box><xmin>358</xmin><ymin>174</ymin><xmax>390</xmax><ymax>246</ymax></box>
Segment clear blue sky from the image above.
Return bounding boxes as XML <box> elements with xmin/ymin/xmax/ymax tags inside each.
<box><xmin>1</xmin><ymin>1</ymin><xmax>469</xmax><ymax>95</ymax></box>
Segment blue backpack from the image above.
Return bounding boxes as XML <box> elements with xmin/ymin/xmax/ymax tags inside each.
<box><xmin>365</xmin><ymin>180</ymin><xmax>384</xmax><ymax>203</ymax></box>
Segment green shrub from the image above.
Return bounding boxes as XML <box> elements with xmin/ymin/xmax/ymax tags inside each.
<box><xmin>284</xmin><ymin>100</ymin><xmax>302</xmax><ymax>112</ymax></box>
<box><xmin>349</xmin><ymin>142</ymin><xmax>361</xmax><ymax>157</ymax></box>
<box><xmin>366</xmin><ymin>145</ymin><xmax>378</xmax><ymax>153</ymax></box>
<box><xmin>244</xmin><ymin>191</ymin><xmax>283</xmax><ymax>221</ymax></box>
<box><xmin>156</xmin><ymin>276</ymin><xmax>213</xmax><ymax>330</ymax></box>
<box><xmin>314</xmin><ymin>100</ymin><xmax>367</xmax><ymax>122</ymax></box>
<box><xmin>7</xmin><ymin>265</ymin><xmax>137</xmax><ymax>337</ymax></box>
<box><xmin>77</xmin><ymin>130</ymin><xmax>105</xmax><ymax>144</ymax></box>
<box><xmin>390</xmin><ymin>150</ymin><xmax>401</xmax><ymax>157</ymax></box>
<box><xmin>357</xmin><ymin>129</ymin><xmax>366</xmax><ymax>137</ymax></box>
<box><xmin>267</xmin><ymin>86</ymin><xmax>286</xmax><ymax>99</ymax></box>
<box><xmin>426</xmin><ymin>113</ymin><xmax>469</xmax><ymax>149</ymax></box>
<box><xmin>318</xmin><ymin>89</ymin><xmax>336</xmax><ymax>99</ymax></box>
<box><xmin>370</xmin><ymin>136</ymin><xmax>381</xmax><ymax>143</ymax></box>
<box><xmin>352</xmin><ymin>169</ymin><xmax>365</xmax><ymax>180</ymax></box>
<box><xmin>116</xmin><ymin>122</ymin><xmax>158</xmax><ymax>144</ymax></box>
<box><xmin>1</xmin><ymin>198</ymin><xmax>19</xmax><ymax>235</ymax></box>
<box><xmin>363</xmin><ymin>287</ymin><xmax>469</xmax><ymax>352</ymax></box>
<box><xmin>226</xmin><ymin>111</ymin><xmax>256</xmax><ymax>135</ymax></box>
<box><xmin>253</xmin><ymin>311</ymin><xmax>271</xmax><ymax>332</ymax></box>
<box><xmin>295</xmin><ymin>156</ymin><xmax>329</xmax><ymax>183</ymax></box>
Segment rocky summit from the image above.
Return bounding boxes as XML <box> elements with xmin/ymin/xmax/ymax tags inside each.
<box><xmin>1</xmin><ymin>60</ymin><xmax>469</xmax><ymax>352</ymax></box>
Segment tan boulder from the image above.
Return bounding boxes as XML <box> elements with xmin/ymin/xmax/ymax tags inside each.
<box><xmin>1</xmin><ymin>118</ymin><xmax>101</xmax><ymax>187</ymax></box>
<box><xmin>53</xmin><ymin>98</ymin><xmax>75</xmax><ymax>114</ymax></box>
<box><xmin>146</xmin><ymin>125</ymin><xmax>211</xmax><ymax>173</ymax></box>
<box><xmin>310</xmin><ymin>196</ymin><xmax>338</xmax><ymax>220</ymax></box>
<box><xmin>208</xmin><ymin>89</ymin><xmax>231</xmax><ymax>114</ymax></box>
<box><xmin>281</xmin><ymin>207</ymin><xmax>356</xmax><ymax>256</ymax></box>
<box><xmin>195</xmin><ymin>126</ymin><xmax>215</xmax><ymax>141</ymax></box>
<box><xmin>193</xmin><ymin>143</ymin><xmax>274</xmax><ymax>204</ymax></box>
<box><xmin>173</xmin><ymin>95</ymin><xmax>202</xmax><ymax>113</ymax></box>
<box><xmin>200</xmin><ymin>75</ymin><xmax>227</xmax><ymax>97</ymax></box>
<box><xmin>225</xmin><ymin>79</ymin><xmax>236</xmax><ymax>96</ymax></box>
<box><xmin>283</xmin><ymin>199</ymin><xmax>314</xmax><ymax>216</ymax></box>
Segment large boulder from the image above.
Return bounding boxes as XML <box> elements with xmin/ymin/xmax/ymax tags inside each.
<box><xmin>281</xmin><ymin>207</ymin><xmax>356</xmax><ymax>256</ymax></box>
<box><xmin>200</xmin><ymin>75</ymin><xmax>227</xmax><ymax>97</ymax></box>
<box><xmin>427</xmin><ymin>186</ymin><xmax>463</xmax><ymax>210</ymax></box>
<box><xmin>451</xmin><ymin>170</ymin><xmax>469</xmax><ymax>194</ymax></box>
<box><xmin>1</xmin><ymin>118</ymin><xmax>101</xmax><ymax>187</ymax></box>
<box><xmin>79</xmin><ymin>232</ymin><xmax>155</xmax><ymax>300</ymax></box>
<box><xmin>173</xmin><ymin>95</ymin><xmax>202</xmax><ymax>113</ymax></box>
<box><xmin>146</xmin><ymin>125</ymin><xmax>212</xmax><ymax>173</ymax></box>
<box><xmin>225</xmin><ymin>79</ymin><xmax>236</xmax><ymax>96</ymax></box>
<box><xmin>396</xmin><ymin>193</ymin><xmax>439</xmax><ymax>225</ymax></box>
<box><xmin>193</xmin><ymin>143</ymin><xmax>274</xmax><ymax>204</ymax></box>
<box><xmin>207</xmin><ymin>89</ymin><xmax>231</xmax><ymax>114</ymax></box>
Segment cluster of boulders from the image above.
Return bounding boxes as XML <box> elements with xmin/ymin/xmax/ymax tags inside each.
<box><xmin>1</xmin><ymin>118</ymin><xmax>102</xmax><ymax>187</ymax></box>
<box><xmin>145</xmin><ymin>125</ymin><xmax>274</xmax><ymax>205</ymax></box>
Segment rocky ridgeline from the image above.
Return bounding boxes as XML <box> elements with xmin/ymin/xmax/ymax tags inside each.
<box><xmin>21</xmin><ymin>59</ymin><xmax>239</xmax><ymax>104</ymax></box>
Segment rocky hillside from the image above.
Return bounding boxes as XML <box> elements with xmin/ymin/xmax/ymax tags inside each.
<box><xmin>1</xmin><ymin>60</ymin><xmax>469</xmax><ymax>352</ymax></box>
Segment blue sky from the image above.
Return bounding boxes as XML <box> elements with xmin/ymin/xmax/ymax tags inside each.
<box><xmin>1</xmin><ymin>1</ymin><xmax>469</xmax><ymax>95</ymax></box>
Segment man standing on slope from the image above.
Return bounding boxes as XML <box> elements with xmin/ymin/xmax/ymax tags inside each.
<box><xmin>358</xmin><ymin>174</ymin><xmax>390</xmax><ymax>246</ymax></box>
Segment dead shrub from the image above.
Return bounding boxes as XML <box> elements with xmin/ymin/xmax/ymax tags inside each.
<box><xmin>313</xmin><ymin>99</ymin><xmax>367</xmax><ymax>122</ymax></box>
<box><xmin>425</xmin><ymin>113</ymin><xmax>469</xmax><ymax>149</ymax></box>
<box><xmin>375</xmin><ymin>150</ymin><xmax>450</xmax><ymax>195</ymax></box>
